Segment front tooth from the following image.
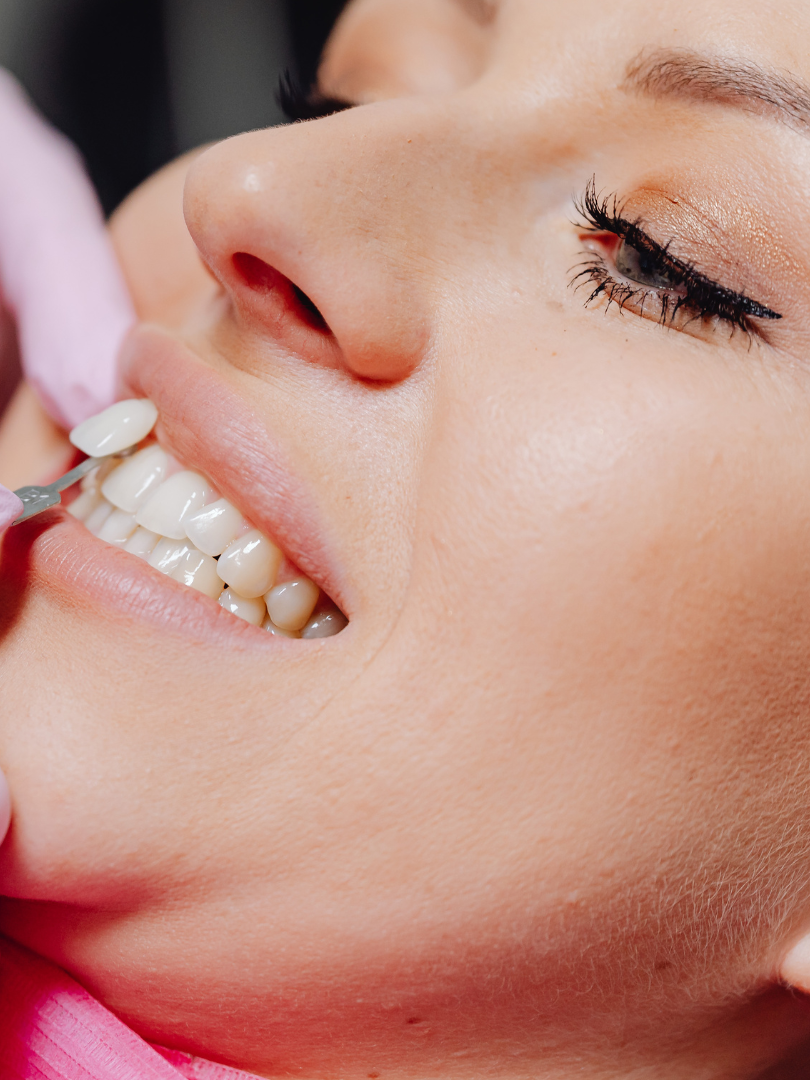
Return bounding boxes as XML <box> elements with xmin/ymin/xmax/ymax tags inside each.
<box><xmin>67</xmin><ymin>489</ymin><xmax>103</xmax><ymax>522</ymax></box>
<box><xmin>147</xmin><ymin>537</ymin><xmax>193</xmax><ymax>576</ymax></box>
<box><xmin>97</xmin><ymin>509</ymin><xmax>138</xmax><ymax>546</ymax></box>
<box><xmin>101</xmin><ymin>444</ymin><xmax>170</xmax><ymax>512</ymax></box>
<box><xmin>216</xmin><ymin>529</ymin><xmax>282</xmax><ymax>599</ymax></box>
<box><xmin>84</xmin><ymin>498</ymin><xmax>114</xmax><ymax>536</ymax></box>
<box><xmin>262</xmin><ymin>616</ymin><xmax>301</xmax><ymax>638</ymax></box>
<box><xmin>80</xmin><ymin>456</ymin><xmax>119</xmax><ymax>493</ymax></box>
<box><xmin>301</xmin><ymin>607</ymin><xmax>348</xmax><ymax>639</ymax></box>
<box><xmin>135</xmin><ymin>470</ymin><xmax>214</xmax><ymax>540</ymax></box>
<box><xmin>265</xmin><ymin>577</ymin><xmax>320</xmax><ymax>632</ymax></box>
<box><xmin>184</xmin><ymin>498</ymin><xmax>245</xmax><ymax>556</ymax></box>
<box><xmin>219</xmin><ymin>588</ymin><xmax>266</xmax><ymax>626</ymax></box>
<box><xmin>69</xmin><ymin>399</ymin><xmax>158</xmax><ymax>457</ymax></box>
<box><xmin>172</xmin><ymin>549</ymin><xmax>223</xmax><ymax>600</ymax></box>
<box><xmin>123</xmin><ymin>527</ymin><xmax>160</xmax><ymax>560</ymax></box>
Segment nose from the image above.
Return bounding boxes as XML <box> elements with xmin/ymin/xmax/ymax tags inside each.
<box><xmin>183</xmin><ymin>109</ymin><xmax>434</xmax><ymax>382</ymax></box>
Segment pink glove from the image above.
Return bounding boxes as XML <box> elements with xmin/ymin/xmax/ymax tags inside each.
<box><xmin>0</xmin><ymin>69</ymin><xmax>135</xmax><ymax>532</ymax></box>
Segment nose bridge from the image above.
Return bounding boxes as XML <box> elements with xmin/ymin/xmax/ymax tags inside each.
<box><xmin>184</xmin><ymin>102</ymin><xmax>463</xmax><ymax>381</ymax></box>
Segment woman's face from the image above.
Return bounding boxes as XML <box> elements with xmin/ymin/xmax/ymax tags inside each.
<box><xmin>4</xmin><ymin>0</ymin><xmax>810</xmax><ymax>1075</ymax></box>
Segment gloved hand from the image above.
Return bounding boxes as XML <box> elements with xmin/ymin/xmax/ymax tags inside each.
<box><xmin>0</xmin><ymin>69</ymin><xmax>135</xmax><ymax>532</ymax></box>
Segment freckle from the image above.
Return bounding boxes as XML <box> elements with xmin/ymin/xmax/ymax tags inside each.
<box><xmin>368</xmin><ymin>1073</ymin><xmax>381</xmax><ymax>1078</ymax></box>
<box><xmin>406</xmin><ymin>1017</ymin><xmax>423</xmax><ymax>1024</ymax></box>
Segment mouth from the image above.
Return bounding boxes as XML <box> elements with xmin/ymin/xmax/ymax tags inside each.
<box><xmin>58</xmin><ymin>336</ymin><xmax>348</xmax><ymax>640</ymax></box>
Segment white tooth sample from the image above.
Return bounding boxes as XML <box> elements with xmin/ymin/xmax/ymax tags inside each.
<box><xmin>135</xmin><ymin>470</ymin><xmax>214</xmax><ymax>540</ymax></box>
<box><xmin>265</xmin><ymin>577</ymin><xmax>320</xmax><ymax>632</ymax></box>
<box><xmin>84</xmin><ymin>499</ymin><xmax>114</xmax><ymax>536</ymax></box>
<box><xmin>184</xmin><ymin>498</ymin><xmax>246</xmax><ymax>556</ymax></box>
<box><xmin>219</xmin><ymin>588</ymin><xmax>266</xmax><ymax>626</ymax></box>
<box><xmin>216</xmin><ymin>529</ymin><xmax>282</xmax><ymax>599</ymax></box>
<box><xmin>301</xmin><ymin>608</ymin><xmax>348</xmax><ymax>639</ymax></box>
<box><xmin>101</xmin><ymin>444</ymin><xmax>170</xmax><ymax>513</ymax></box>
<box><xmin>70</xmin><ymin>399</ymin><xmax>158</xmax><ymax>457</ymax></box>
<box><xmin>172</xmin><ymin>549</ymin><xmax>224</xmax><ymax>600</ymax></box>
<box><xmin>123</xmin><ymin>527</ymin><xmax>160</xmax><ymax>560</ymax></box>
<box><xmin>67</xmin><ymin>489</ymin><xmax>103</xmax><ymax>521</ymax></box>
<box><xmin>97</xmin><ymin>509</ymin><xmax>138</xmax><ymax>546</ymax></box>
<box><xmin>148</xmin><ymin>538</ymin><xmax>193</xmax><ymax>576</ymax></box>
<box><xmin>262</xmin><ymin>616</ymin><xmax>301</xmax><ymax>638</ymax></box>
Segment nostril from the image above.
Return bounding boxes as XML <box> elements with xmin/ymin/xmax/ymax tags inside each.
<box><xmin>233</xmin><ymin>252</ymin><xmax>329</xmax><ymax>332</ymax></box>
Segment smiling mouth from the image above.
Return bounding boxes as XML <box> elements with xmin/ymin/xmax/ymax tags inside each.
<box><xmin>66</xmin><ymin>400</ymin><xmax>347</xmax><ymax>638</ymax></box>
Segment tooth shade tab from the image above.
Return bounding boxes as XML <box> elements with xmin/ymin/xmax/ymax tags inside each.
<box><xmin>219</xmin><ymin>588</ymin><xmax>266</xmax><ymax>626</ymax></box>
<box><xmin>148</xmin><ymin>538</ymin><xmax>193</xmax><ymax>576</ymax></box>
<box><xmin>263</xmin><ymin>616</ymin><xmax>301</xmax><ymax>638</ymax></box>
<box><xmin>84</xmin><ymin>499</ymin><xmax>114</xmax><ymax>536</ymax></box>
<box><xmin>124</xmin><ymin>527</ymin><xmax>160</xmax><ymax>560</ymax></box>
<box><xmin>173</xmin><ymin>549</ymin><xmax>223</xmax><ymax>599</ymax></box>
<box><xmin>70</xmin><ymin>399</ymin><xmax>158</xmax><ymax>457</ymax></box>
<box><xmin>97</xmin><ymin>509</ymin><xmax>138</xmax><ymax>546</ymax></box>
<box><xmin>185</xmin><ymin>498</ymin><xmax>246</xmax><ymax>556</ymax></box>
<box><xmin>301</xmin><ymin>608</ymin><xmax>348</xmax><ymax>639</ymax></box>
<box><xmin>67</xmin><ymin>489</ymin><xmax>103</xmax><ymax>522</ymax></box>
<box><xmin>265</xmin><ymin>578</ymin><xmax>320</xmax><ymax>632</ymax></box>
<box><xmin>102</xmin><ymin>444</ymin><xmax>170</xmax><ymax>513</ymax></box>
<box><xmin>217</xmin><ymin>529</ymin><xmax>281</xmax><ymax>599</ymax></box>
<box><xmin>135</xmin><ymin>470</ymin><xmax>215</xmax><ymax>540</ymax></box>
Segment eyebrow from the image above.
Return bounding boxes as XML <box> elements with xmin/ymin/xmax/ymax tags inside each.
<box><xmin>623</xmin><ymin>48</ymin><xmax>810</xmax><ymax>137</ymax></box>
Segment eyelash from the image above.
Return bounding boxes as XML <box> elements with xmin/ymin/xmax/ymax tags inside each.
<box><xmin>570</xmin><ymin>179</ymin><xmax>782</xmax><ymax>340</ymax></box>
<box><xmin>277</xmin><ymin>70</ymin><xmax>355</xmax><ymax>122</ymax></box>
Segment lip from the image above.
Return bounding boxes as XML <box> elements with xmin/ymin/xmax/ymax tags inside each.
<box><xmin>2</xmin><ymin>324</ymin><xmax>352</xmax><ymax>644</ymax></box>
<box><xmin>119</xmin><ymin>323</ymin><xmax>351</xmax><ymax>618</ymax></box>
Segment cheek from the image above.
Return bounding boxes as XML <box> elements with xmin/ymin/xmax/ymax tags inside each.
<box><xmin>395</xmin><ymin>329</ymin><xmax>810</xmax><ymax>923</ymax></box>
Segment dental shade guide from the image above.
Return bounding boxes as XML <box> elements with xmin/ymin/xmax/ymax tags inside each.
<box><xmin>12</xmin><ymin>453</ymin><xmax>122</xmax><ymax>525</ymax></box>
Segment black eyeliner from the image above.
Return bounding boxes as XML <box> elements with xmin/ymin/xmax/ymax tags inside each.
<box><xmin>572</xmin><ymin>179</ymin><xmax>782</xmax><ymax>333</ymax></box>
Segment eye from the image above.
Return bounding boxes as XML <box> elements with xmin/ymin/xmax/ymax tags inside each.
<box><xmin>277</xmin><ymin>70</ymin><xmax>355</xmax><ymax>122</ymax></box>
<box><xmin>614</xmin><ymin>240</ymin><xmax>684</xmax><ymax>293</ymax></box>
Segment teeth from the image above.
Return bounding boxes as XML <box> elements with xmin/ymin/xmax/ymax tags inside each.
<box><xmin>301</xmin><ymin>607</ymin><xmax>348</xmax><ymax>639</ymax></box>
<box><xmin>184</xmin><ymin>498</ymin><xmax>246</xmax><ymax>556</ymax></box>
<box><xmin>265</xmin><ymin>578</ymin><xmax>320</xmax><ymax>632</ymax></box>
<box><xmin>70</xmin><ymin>399</ymin><xmax>158</xmax><ymax>457</ymax></box>
<box><xmin>66</xmin><ymin>402</ymin><xmax>347</xmax><ymax>635</ymax></box>
<box><xmin>172</xmin><ymin>548</ymin><xmax>223</xmax><ymax>600</ymax></box>
<box><xmin>147</xmin><ymin>538</ymin><xmax>193</xmax><ymax>576</ymax></box>
<box><xmin>262</xmin><ymin>616</ymin><xmax>301</xmax><ymax>638</ymax></box>
<box><xmin>84</xmin><ymin>498</ymin><xmax>114</xmax><ymax>536</ymax></box>
<box><xmin>96</xmin><ymin>509</ymin><xmax>138</xmax><ymax>546</ymax></box>
<box><xmin>67</xmin><ymin>489</ymin><xmax>103</xmax><ymax>522</ymax></box>
<box><xmin>218</xmin><ymin>588</ymin><xmax>266</xmax><ymax>626</ymax></box>
<box><xmin>217</xmin><ymin>529</ymin><xmax>282</xmax><ymax>599</ymax></box>
<box><xmin>101</xmin><ymin>444</ymin><xmax>170</xmax><ymax>513</ymax></box>
<box><xmin>123</xmin><ymin>527</ymin><xmax>160</xmax><ymax>560</ymax></box>
<box><xmin>135</xmin><ymin>470</ymin><xmax>215</xmax><ymax>540</ymax></box>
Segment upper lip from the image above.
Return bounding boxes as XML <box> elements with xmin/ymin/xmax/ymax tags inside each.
<box><xmin>118</xmin><ymin>323</ymin><xmax>351</xmax><ymax>617</ymax></box>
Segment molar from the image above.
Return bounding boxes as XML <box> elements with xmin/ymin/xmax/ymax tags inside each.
<box><xmin>101</xmin><ymin>444</ymin><xmax>170</xmax><ymax>513</ymax></box>
<box><xmin>217</xmin><ymin>529</ymin><xmax>282</xmax><ymax>599</ymax></box>
<box><xmin>184</xmin><ymin>498</ymin><xmax>246</xmax><ymax>556</ymax></box>
<box><xmin>265</xmin><ymin>578</ymin><xmax>320</xmax><ymax>632</ymax></box>
<box><xmin>301</xmin><ymin>607</ymin><xmax>348</xmax><ymax>639</ymax></box>
<box><xmin>70</xmin><ymin>399</ymin><xmax>158</xmax><ymax>457</ymax></box>
<box><xmin>135</xmin><ymin>470</ymin><xmax>215</xmax><ymax>539</ymax></box>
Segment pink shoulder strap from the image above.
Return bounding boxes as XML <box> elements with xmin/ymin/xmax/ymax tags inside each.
<box><xmin>0</xmin><ymin>936</ymin><xmax>258</xmax><ymax>1080</ymax></box>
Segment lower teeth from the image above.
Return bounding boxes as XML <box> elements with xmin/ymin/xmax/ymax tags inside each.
<box><xmin>69</xmin><ymin>452</ymin><xmax>347</xmax><ymax>637</ymax></box>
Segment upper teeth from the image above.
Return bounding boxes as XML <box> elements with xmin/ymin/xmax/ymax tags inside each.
<box><xmin>66</xmin><ymin>400</ymin><xmax>346</xmax><ymax>639</ymax></box>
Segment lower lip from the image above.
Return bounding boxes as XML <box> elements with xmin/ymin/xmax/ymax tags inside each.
<box><xmin>5</xmin><ymin>511</ymin><xmax>291</xmax><ymax>646</ymax></box>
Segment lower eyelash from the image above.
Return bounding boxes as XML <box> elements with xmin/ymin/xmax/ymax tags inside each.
<box><xmin>570</xmin><ymin>251</ymin><xmax>709</xmax><ymax>333</ymax></box>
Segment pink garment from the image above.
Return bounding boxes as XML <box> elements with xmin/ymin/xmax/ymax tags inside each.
<box><xmin>0</xmin><ymin>937</ymin><xmax>260</xmax><ymax>1080</ymax></box>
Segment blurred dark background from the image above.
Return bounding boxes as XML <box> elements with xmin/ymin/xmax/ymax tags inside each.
<box><xmin>0</xmin><ymin>0</ymin><xmax>347</xmax><ymax>214</ymax></box>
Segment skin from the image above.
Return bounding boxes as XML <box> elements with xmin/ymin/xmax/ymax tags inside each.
<box><xmin>3</xmin><ymin>0</ymin><xmax>810</xmax><ymax>1076</ymax></box>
